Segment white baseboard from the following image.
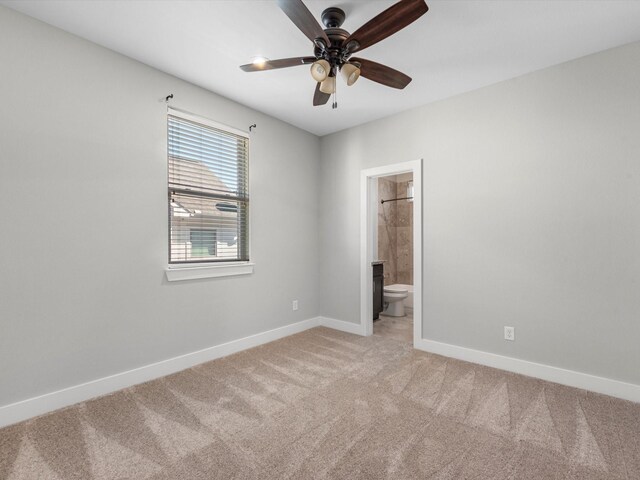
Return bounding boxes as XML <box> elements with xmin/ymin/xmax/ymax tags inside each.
<box><xmin>8</xmin><ymin>318</ymin><xmax>634</xmax><ymax>430</ymax></box>
<box><xmin>318</xmin><ymin>316</ymin><xmax>366</xmax><ymax>336</ymax></box>
<box><xmin>0</xmin><ymin>317</ymin><xmax>321</xmax><ymax>429</ymax></box>
<box><xmin>415</xmin><ymin>338</ymin><xmax>640</xmax><ymax>404</ymax></box>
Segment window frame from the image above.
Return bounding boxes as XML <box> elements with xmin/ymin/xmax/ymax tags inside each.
<box><xmin>165</xmin><ymin>107</ymin><xmax>253</xmax><ymax>281</ymax></box>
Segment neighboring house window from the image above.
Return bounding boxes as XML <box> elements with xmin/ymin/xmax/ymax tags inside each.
<box><xmin>168</xmin><ymin>109</ymin><xmax>249</xmax><ymax>264</ymax></box>
<box><xmin>190</xmin><ymin>229</ymin><xmax>217</xmax><ymax>257</ymax></box>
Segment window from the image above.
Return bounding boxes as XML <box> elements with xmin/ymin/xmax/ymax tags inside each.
<box><xmin>167</xmin><ymin>108</ymin><xmax>249</xmax><ymax>265</ymax></box>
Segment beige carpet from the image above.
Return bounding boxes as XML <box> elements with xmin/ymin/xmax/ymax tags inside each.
<box><xmin>1</xmin><ymin>326</ymin><xmax>639</xmax><ymax>479</ymax></box>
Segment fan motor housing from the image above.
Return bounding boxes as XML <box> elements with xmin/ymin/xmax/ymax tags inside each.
<box><xmin>321</xmin><ymin>7</ymin><xmax>348</xmax><ymax>48</ymax></box>
<box><xmin>324</xmin><ymin>27</ymin><xmax>349</xmax><ymax>47</ymax></box>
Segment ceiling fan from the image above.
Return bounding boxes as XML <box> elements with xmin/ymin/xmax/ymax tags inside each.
<box><xmin>240</xmin><ymin>0</ymin><xmax>429</xmax><ymax>108</ymax></box>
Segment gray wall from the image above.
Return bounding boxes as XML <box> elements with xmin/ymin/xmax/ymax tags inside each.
<box><xmin>0</xmin><ymin>6</ymin><xmax>320</xmax><ymax>407</ymax></box>
<box><xmin>319</xmin><ymin>42</ymin><xmax>640</xmax><ymax>385</ymax></box>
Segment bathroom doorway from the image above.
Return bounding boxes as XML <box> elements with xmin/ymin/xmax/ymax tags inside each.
<box><xmin>374</xmin><ymin>172</ymin><xmax>414</xmax><ymax>343</ymax></box>
<box><xmin>360</xmin><ymin>160</ymin><xmax>422</xmax><ymax>347</ymax></box>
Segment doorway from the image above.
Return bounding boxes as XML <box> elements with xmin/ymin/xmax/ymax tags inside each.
<box><xmin>360</xmin><ymin>160</ymin><xmax>422</xmax><ymax>347</ymax></box>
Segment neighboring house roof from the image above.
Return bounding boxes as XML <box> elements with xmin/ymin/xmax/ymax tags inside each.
<box><xmin>169</xmin><ymin>156</ymin><xmax>241</xmax><ymax>219</ymax></box>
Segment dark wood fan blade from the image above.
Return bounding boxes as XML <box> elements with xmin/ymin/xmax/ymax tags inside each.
<box><xmin>240</xmin><ymin>56</ymin><xmax>316</xmax><ymax>72</ymax></box>
<box><xmin>351</xmin><ymin>58</ymin><xmax>412</xmax><ymax>89</ymax></box>
<box><xmin>313</xmin><ymin>83</ymin><xmax>330</xmax><ymax>106</ymax></box>
<box><xmin>344</xmin><ymin>0</ymin><xmax>428</xmax><ymax>53</ymax></box>
<box><xmin>278</xmin><ymin>0</ymin><xmax>331</xmax><ymax>46</ymax></box>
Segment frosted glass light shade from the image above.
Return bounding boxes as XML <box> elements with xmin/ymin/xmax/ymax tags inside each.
<box><xmin>310</xmin><ymin>60</ymin><xmax>330</xmax><ymax>82</ymax></box>
<box><xmin>319</xmin><ymin>76</ymin><xmax>336</xmax><ymax>94</ymax></box>
<box><xmin>341</xmin><ymin>63</ymin><xmax>360</xmax><ymax>86</ymax></box>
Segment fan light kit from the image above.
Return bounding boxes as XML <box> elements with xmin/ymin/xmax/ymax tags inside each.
<box><xmin>341</xmin><ymin>63</ymin><xmax>360</xmax><ymax>86</ymax></box>
<box><xmin>240</xmin><ymin>0</ymin><xmax>429</xmax><ymax>108</ymax></box>
<box><xmin>310</xmin><ymin>59</ymin><xmax>330</xmax><ymax>82</ymax></box>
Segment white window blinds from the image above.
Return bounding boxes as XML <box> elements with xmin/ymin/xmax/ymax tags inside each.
<box><xmin>168</xmin><ymin>109</ymin><xmax>249</xmax><ymax>264</ymax></box>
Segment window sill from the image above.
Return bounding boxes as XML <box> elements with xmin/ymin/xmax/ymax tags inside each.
<box><xmin>165</xmin><ymin>262</ymin><xmax>254</xmax><ymax>282</ymax></box>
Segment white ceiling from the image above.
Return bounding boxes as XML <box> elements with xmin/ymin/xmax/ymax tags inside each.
<box><xmin>4</xmin><ymin>0</ymin><xmax>640</xmax><ymax>136</ymax></box>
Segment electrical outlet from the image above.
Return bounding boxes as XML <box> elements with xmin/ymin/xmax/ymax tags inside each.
<box><xmin>292</xmin><ymin>300</ymin><xmax>299</xmax><ymax>311</ymax></box>
<box><xmin>504</xmin><ymin>326</ymin><xmax>515</xmax><ymax>341</ymax></box>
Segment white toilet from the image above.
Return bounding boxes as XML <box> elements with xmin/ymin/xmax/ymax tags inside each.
<box><xmin>383</xmin><ymin>285</ymin><xmax>409</xmax><ymax>317</ymax></box>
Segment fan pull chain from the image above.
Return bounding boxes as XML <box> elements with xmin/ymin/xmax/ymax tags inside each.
<box><xmin>332</xmin><ymin>85</ymin><xmax>338</xmax><ymax>109</ymax></box>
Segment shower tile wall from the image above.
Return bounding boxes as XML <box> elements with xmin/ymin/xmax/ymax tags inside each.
<box><xmin>378</xmin><ymin>176</ymin><xmax>398</xmax><ymax>285</ymax></box>
<box><xmin>377</xmin><ymin>174</ymin><xmax>413</xmax><ymax>286</ymax></box>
